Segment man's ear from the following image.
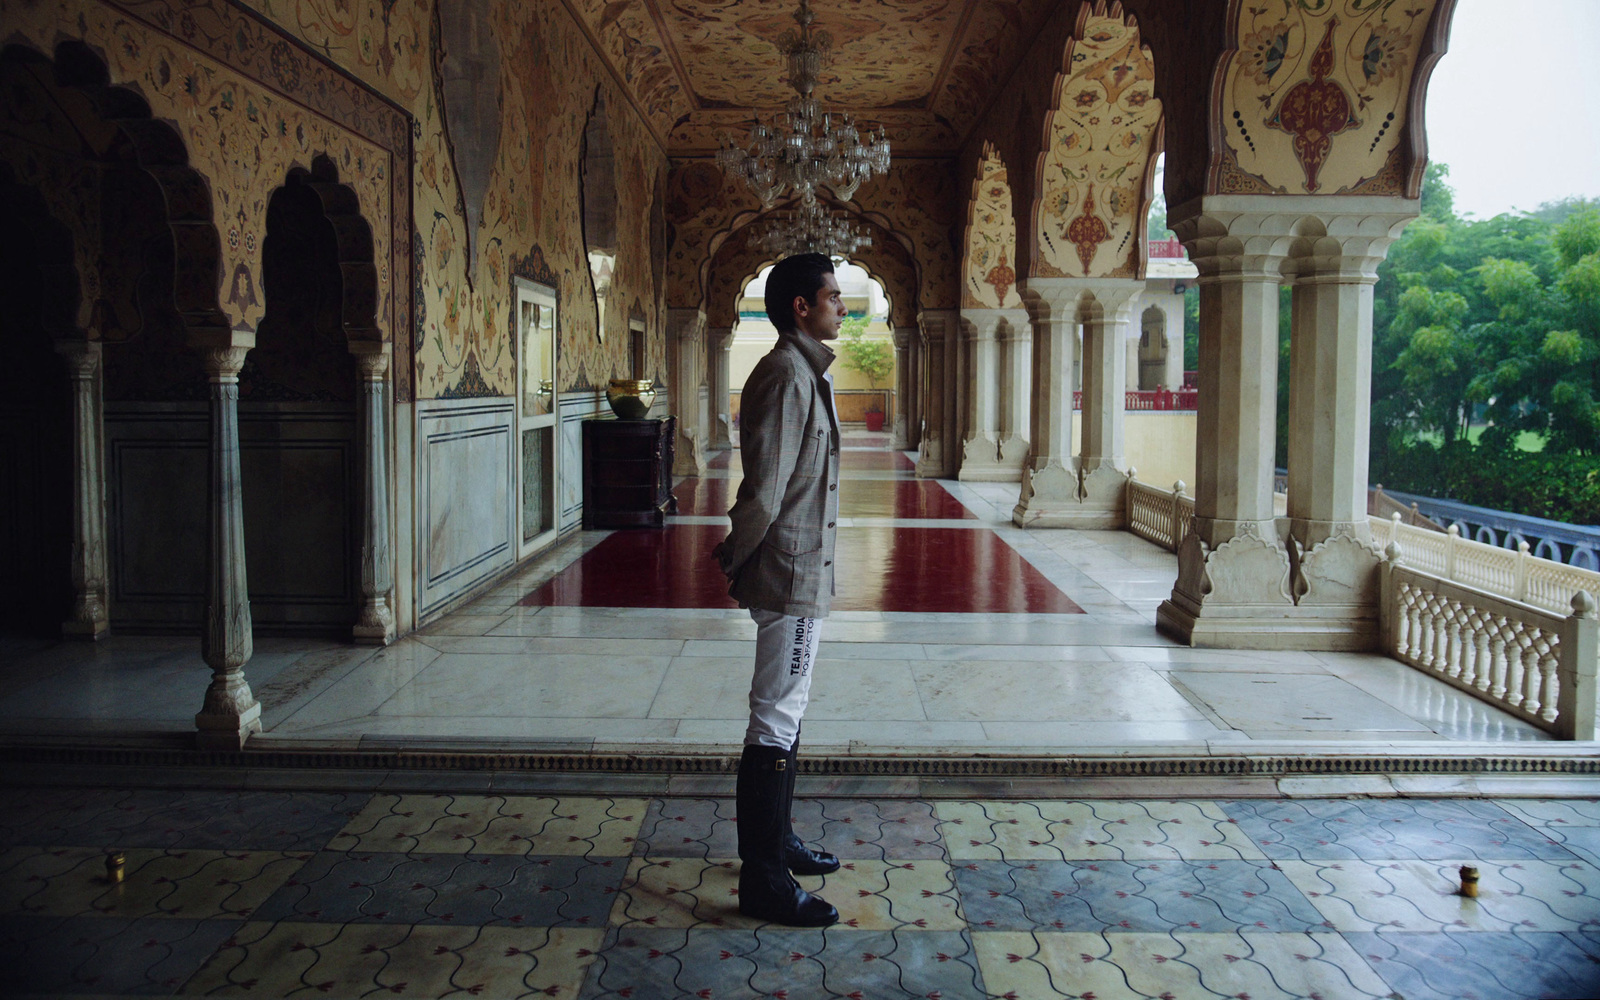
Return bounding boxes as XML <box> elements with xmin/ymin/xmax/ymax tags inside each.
<box><xmin>792</xmin><ymin>293</ymin><xmax>811</xmax><ymax>319</ymax></box>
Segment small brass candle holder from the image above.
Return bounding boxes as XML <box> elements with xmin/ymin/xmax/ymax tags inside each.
<box><xmin>105</xmin><ymin>851</ymin><xmax>125</xmax><ymax>883</ymax></box>
<box><xmin>1458</xmin><ymin>864</ymin><xmax>1479</xmax><ymax>898</ymax></box>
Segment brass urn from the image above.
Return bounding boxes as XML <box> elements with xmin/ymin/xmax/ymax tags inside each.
<box><xmin>606</xmin><ymin>378</ymin><xmax>656</xmax><ymax>420</ymax></box>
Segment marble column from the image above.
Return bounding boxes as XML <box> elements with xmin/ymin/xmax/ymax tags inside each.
<box><xmin>708</xmin><ymin>326</ymin><xmax>733</xmax><ymax>450</ymax></box>
<box><xmin>1125</xmin><ymin>332</ymin><xmax>1140</xmax><ymax>392</ymax></box>
<box><xmin>1013</xmin><ymin>279</ymin><xmax>1138</xmax><ymax>527</ymax></box>
<box><xmin>996</xmin><ymin>308</ymin><xmax>1031</xmax><ymax>478</ymax></box>
<box><xmin>914</xmin><ymin>312</ymin><xmax>956</xmax><ymax>478</ymax></box>
<box><xmin>1164</xmin><ymin>297</ymin><xmax>1186</xmax><ymax>392</ymax></box>
<box><xmin>351</xmin><ymin>343</ymin><xmax>396</xmax><ymax>646</ymax></box>
<box><xmin>667</xmin><ymin>307</ymin><xmax>707</xmax><ymax>476</ymax></box>
<box><xmin>1078</xmin><ymin>281</ymin><xmax>1142</xmax><ymax>523</ymax></box>
<box><xmin>957</xmin><ymin>310</ymin><xmax>1006</xmax><ymax>480</ymax></box>
<box><xmin>1157</xmin><ymin>199</ymin><xmax>1296</xmax><ymax>648</ymax></box>
<box><xmin>890</xmin><ymin>326</ymin><xmax>913</xmax><ymax>450</ymax></box>
<box><xmin>1284</xmin><ymin>205</ymin><xmax>1416</xmax><ymax>642</ymax></box>
<box><xmin>56</xmin><ymin>340</ymin><xmax>109</xmax><ymax>640</ymax></box>
<box><xmin>195</xmin><ymin>343</ymin><xmax>262</xmax><ymax>750</ymax></box>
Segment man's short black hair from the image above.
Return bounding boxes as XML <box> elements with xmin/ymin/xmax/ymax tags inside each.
<box><xmin>764</xmin><ymin>253</ymin><xmax>834</xmax><ymax>333</ymax></box>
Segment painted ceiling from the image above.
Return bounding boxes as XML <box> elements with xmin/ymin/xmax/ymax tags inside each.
<box><xmin>563</xmin><ymin>0</ymin><xmax>1055</xmax><ymax>155</ymax></box>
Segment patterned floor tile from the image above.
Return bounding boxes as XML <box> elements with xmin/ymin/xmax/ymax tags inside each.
<box><xmin>1347</xmin><ymin>930</ymin><xmax>1600</xmax><ymax>1000</ymax></box>
<box><xmin>1494</xmin><ymin>798</ymin><xmax>1600</xmax><ymax>828</ymax></box>
<box><xmin>0</xmin><ymin>846</ymin><xmax>308</xmax><ymax>920</ymax></box>
<box><xmin>973</xmin><ymin>930</ymin><xmax>1396</xmax><ymax>1000</ymax></box>
<box><xmin>0</xmin><ymin>914</ymin><xmax>237</xmax><ymax>995</ymax></box>
<box><xmin>953</xmin><ymin>859</ymin><xmax>1331</xmax><ymax>934</ymax></box>
<box><xmin>821</xmin><ymin>859</ymin><xmax>965</xmax><ymax>931</ymax></box>
<box><xmin>252</xmin><ymin>851</ymin><xmax>627</xmax><ymax>927</ymax></box>
<box><xmin>1223</xmin><ymin>798</ymin><xmax>1572</xmax><ymax>860</ymax></box>
<box><xmin>631</xmin><ymin>798</ymin><xmax>737</xmax><ymax>857</ymax></box>
<box><xmin>608</xmin><ymin>857</ymin><xmax>746</xmax><ymax>929</ymax></box>
<box><xmin>1279</xmin><ymin>856</ymin><xmax>1600</xmax><ymax>933</ymax></box>
<box><xmin>937</xmin><ymin>800</ymin><xmax>1266</xmax><ymax>861</ymax></box>
<box><xmin>804</xmin><ymin>798</ymin><xmax>945</xmax><ymax>860</ymax></box>
<box><xmin>580</xmin><ymin>927</ymin><xmax>986</xmax><ymax>1000</ymax></box>
<box><xmin>181</xmin><ymin>921</ymin><xmax>603</xmax><ymax>997</ymax></box>
<box><xmin>330</xmin><ymin>794</ymin><xmax>646</xmax><ymax>856</ymax></box>
<box><xmin>0</xmin><ymin>788</ymin><xmax>368</xmax><ymax>851</ymax></box>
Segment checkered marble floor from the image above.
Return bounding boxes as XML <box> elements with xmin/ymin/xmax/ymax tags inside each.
<box><xmin>3</xmin><ymin>787</ymin><xmax>1599</xmax><ymax>998</ymax></box>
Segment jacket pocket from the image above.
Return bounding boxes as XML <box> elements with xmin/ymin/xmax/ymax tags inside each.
<box><xmin>767</xmin><ymin>522</ymin><xmax>821</xmax><ymax>556</ymax></box>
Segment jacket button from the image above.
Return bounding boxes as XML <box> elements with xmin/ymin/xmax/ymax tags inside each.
<box><xmin>824</xmin><ymin>560</ymin><xmax>832</xmax><ymax>567</ymax></box>
<box><xmin>827</xmin><ymin>521</ymin><xmax>835</xmax><ymax>528</ymax></box>
<box><xmin>828</xmin><ymin>483</ymin><xmax>836</xmax><ymax>491</ymax></box>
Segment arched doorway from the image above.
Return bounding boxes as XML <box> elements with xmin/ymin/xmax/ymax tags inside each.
<box><xmin>1138</xmin><ymin>305</ymin><xmax>1168</xmax><ymax>389</ymax></box>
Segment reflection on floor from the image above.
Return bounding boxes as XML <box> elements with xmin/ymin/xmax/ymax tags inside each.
<box><xmin>3</xmin><ymin>785</ymin><xmax>1598</xmax><ymax>999</ymax></box>
<box><xmin>0</xmin><ymin>440</ymin><xmax>1563</xmax><ymax>747</ymax></box>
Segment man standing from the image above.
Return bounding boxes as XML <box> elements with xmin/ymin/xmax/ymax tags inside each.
<box><xmin>713</xmin><ymin>253</ymin><xmax>846</xmax><ymax>927</ymax></box>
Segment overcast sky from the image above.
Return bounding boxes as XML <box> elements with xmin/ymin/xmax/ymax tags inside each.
<box><xmin>1425</xmin><ymin>0</ymin><xmax>1600</xmax><ymax>217</ymax></box>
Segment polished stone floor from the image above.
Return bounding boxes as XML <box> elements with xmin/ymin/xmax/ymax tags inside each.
<box><xmin>3</xmin><ymin>785</ymin><xmax>1599</xmax><ymax>998</ymax></box>
<box><xmin>0</xmin><ymin>438</ymin><xmax>1563</xmax><ymax>752</ymax></box>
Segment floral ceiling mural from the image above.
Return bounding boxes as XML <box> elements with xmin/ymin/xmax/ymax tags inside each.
<box><xmin>962</xmin><ymin>146</ymin><xmax>1022</xmax><ymax>310</ymax></box>
<box><xmin>1217</xmin><ymin>0</ymin><xmax>1439</xmax><ymax>196</ymax></box>
<box><xmin>568</xmin><ymin>0</ymin><xmax>1055</xmax><ymax>154</ymax></box>
<box><xmin>1033</xmin><ymin>4</ymin><xmax>1162</xmax><ymax>279</ymax></box>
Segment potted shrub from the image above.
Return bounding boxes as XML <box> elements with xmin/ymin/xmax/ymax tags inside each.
<box><xmin>839</xmin><ymin>320</ymin><xmax>894</xmax><ymax>432</ymax></box>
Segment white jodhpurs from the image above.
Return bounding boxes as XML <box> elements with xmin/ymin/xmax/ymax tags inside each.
<box><xmin>744</xmin><ymin>608</ymin><xmax>820</xmax><ymax>749</ymax></box>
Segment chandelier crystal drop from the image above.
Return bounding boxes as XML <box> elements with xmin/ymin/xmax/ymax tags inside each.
<box><xmin>714</xmin><ymin>0</ymin><xmax>892</xmax><ymax>207</ymax></box>
<box><xmin>747</xmin><ymin>201</ymin><xmax>873</xmax><ymax>259</ymax></box>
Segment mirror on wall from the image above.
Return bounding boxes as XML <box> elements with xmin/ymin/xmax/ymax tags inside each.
<box><xmin>580</xmin><ymin>90</ymin><xmax>617</xmax><ymax>345</ymax></box>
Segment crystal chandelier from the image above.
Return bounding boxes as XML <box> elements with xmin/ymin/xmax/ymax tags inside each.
<box><xmin>748</xmin><ymin>201</ymin><xmax>874</xmax><ymax>258</ymax></box>
<box><xmin>714</xmin><ymin>0</ymin><xmax>891</xmax><ymax>207</ymax></box>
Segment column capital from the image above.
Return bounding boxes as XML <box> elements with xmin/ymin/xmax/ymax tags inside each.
<box><xmin>996</xmin><ymin>307</ymin><xmax>1032</xmax><ymax>342</ymax></box>
<box><xmin>1019</xmin><ymin>277</ymin><xmax>1144</xmax><ymax>325</ymax></box>
<box><xmin>708</xmin><ymin>326</ymin><xmax>735</xmax><ymax>350</ymax></box>
<box><xmin>959</xmin><ymin>308</ymin><xmax>1005</xmax><ymax>342</ymax></box>
<box><xmin>1170</xmin><ymin>193</ymin><xmax>1419</xmax><ymax>282</ymax></box>
<box><xmin>200</xmin><ymin>345</ymin><xmax>252</xmax><ymax>380</ymax></box>
<box><xmin>917</xmin><ymin>309</ymin><xmax>957</xmax><ymax>344</ymax></box>
<box><xmin>349</xmin><ymin>341</ymin><xmax>391</xmax><ymax>380</ymax></box>
<box><xmin>892</xmin><ymin>325</ymin><xmax>916</xmax><ymax>350</ymax></box>
<box><xmin>54</xmin><ymin>338</ymin><xmax>102</xmax><ymax>375</ymax></box>
<box><xmin>667</xmin><ymin>307</ymin><xmax>707</xmax><ymax>342</ymax></box>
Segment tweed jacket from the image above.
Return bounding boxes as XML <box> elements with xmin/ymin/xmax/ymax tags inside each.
<box><xmin>716</xmin><ymin>331</ymin><xmax>841</xmax><ymax>618</ymax></box>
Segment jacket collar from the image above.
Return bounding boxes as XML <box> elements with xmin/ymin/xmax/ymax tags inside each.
<box><xmin>780</xmin><ymin>329</ymin><xmax>836</xmax><ymax>378</ymax></box>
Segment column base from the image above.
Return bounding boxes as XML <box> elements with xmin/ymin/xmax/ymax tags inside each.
<box><xmin>673</xmin><ymin>433</ymin><xmax>707</xmax><ymax>477</ymax></box>
<box><xmin>998</xmin><ymin>434</ymin><xmax>1029</xmax><ymax>475</ymax></box>
<box><xmin>915</xmin><ymin>436</ymin><xmax>946</xmax><ymax>478</ymax></box>
<box><xmin>1012</xmin><ymin>461</ymin><xmax>1124</xmax><ymax>527</ymax></box>
<box><xmin>1156</xmin><ymin>524</ymin><xmax>1377</xmax><ymax>650</ymax></box>
<box><xmin>195</xmin><ymin>699</ymin><xmax>263</xmax><ymax>751</ymax></box>
<box><xmin>60</xmin><ymin>618</ymin><xmax>109</xmax><ymax>640</ymax></box>
<box><xmin>353</xmin><ymin>596</ymin><xmax>397</xmax><ymax>645</ymax></box>
<box><xmin>1286</xmin><ymin>520</ymin><xmax>1382</xmax><ymax>643</ymax></box>
<box><xmin>890</xmin><ymin>418</ymin><xmax>909</xmax><ymax>451</ymax></box>
<box><xmin>957</xmin><ymin>432</ymin><xmax>1013</xmax><ymax>481</ymax></box>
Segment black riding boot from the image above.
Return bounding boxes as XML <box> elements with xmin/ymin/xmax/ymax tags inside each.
<box><xmin>782</xmin><ymin>736</ymin><xmax>840</xmax><ymax>875</ymax></box>
<box><xmin>736</xmin><ymin>744</ymin><xmax>838</xmax><ymax>927</ymax></box>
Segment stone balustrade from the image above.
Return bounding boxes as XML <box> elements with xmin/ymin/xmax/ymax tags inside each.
<box><xmin>1124</xmin><ymin>473</ymin><xmax>1600</xmax><ymax>738</ymax></box>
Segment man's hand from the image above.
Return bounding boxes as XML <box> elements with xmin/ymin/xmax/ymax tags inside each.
<box><xmin>712</xmin><ymin>540</ymin><xmax>734</xmax><ymax>577</ymax></box>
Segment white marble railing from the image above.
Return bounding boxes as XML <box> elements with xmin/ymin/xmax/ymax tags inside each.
<box><xmin>1123</xmin><ymin>474</ymin><xmax>1600</xmax><ymax>738</ymax></box>
<box><xmin>1379</xmin><ymin>553</ymin><xmax>1598</xmax><ymax>739</ymax></box>
<box><xmin>1370</xmin><ymin>515</ymin><xmax>1600</xmax><ymax>617</ymax></box>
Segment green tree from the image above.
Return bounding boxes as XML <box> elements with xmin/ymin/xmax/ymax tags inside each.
<box><xmin>837</xmin><ymin>316</ymin><xmax>894</xmax><ymax>391</ymax></box>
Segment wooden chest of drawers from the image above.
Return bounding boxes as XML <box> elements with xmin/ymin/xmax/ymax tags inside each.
<box><xmin>581</xmin><ymin>416</ymin><xmax>677</xmax><ymax>529</ymax></box>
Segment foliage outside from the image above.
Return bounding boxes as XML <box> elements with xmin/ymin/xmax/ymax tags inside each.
<box><xmin>1362</xmin><ymin>164</ymin><xmax>1600</xmax><ymax>523</ymax></box>
<box><xmin>837</xmin><ymin>314</ymin><xmax>894</xmax><ymax>403</ymax></box>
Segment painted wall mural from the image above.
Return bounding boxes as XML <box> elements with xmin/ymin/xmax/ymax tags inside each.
<box><xmin>240</xmin><ymin>0</ymin><xmax>670</xmax><ymax>398</ymax></box>
<box><xmin>1217</xmin><ymin>0</ymin><xmax>1439</xmax><ymax>196</ymax></box>
<box><xmin>961</xmin><ymin>147</ymin><xmax>1022</xmax><ymax>309</ymax></box>
<box><xmin>1034</xmin><ymin>4</ymin><xmax>1161</xmax><ymax>279</ymax></box>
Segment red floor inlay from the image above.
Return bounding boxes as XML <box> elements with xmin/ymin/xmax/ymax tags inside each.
<box><xmin>520</xmin><ymin>523</ymin><xmax>1083</xmax><ymax>614</ymax></box>
<box><xmin>709</xmin><ymin>448</ymin><xmax>913</xmax><ymax>472</ymax></box>
<box><xmin>673</xmin><ymin>477</ymin><xmax>974</xmax><ymax>519</ymax></box>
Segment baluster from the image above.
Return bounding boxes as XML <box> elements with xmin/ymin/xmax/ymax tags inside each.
<box><xmin>1418</xmin><ymin>592</ymin><xmax>1437</xmax><ymax>668</ymax></box>
<box><xmin>1521</xmin><ymin>630</ymin><xmax>1545</xmax><ymax>719</ymax></box>
<box><xmin>1505</xmin><ymin>628</ymin><xmax>1528</xmax><ymax>709</ymax></box>
<box><xmin>1488</xmin><ymin>616</ymin><xmax>1510</xmax><ymax>701</ymax></box>
<box><xmin>1458</xmin><ymin>606</ymin><xmax>1481</xmax><ymax>689</ymax></box>
<box><xmin>1444</xmin><ymin>599</ymin><xmax>1465</xmax><ymax>678</ymax></box>
<box><xmin>1430</xmin><ymin>594</ymin><xmax>1451</xmax><ymax>674</ymax></box>
<box><xmin>1445</xmin><ymin>524</ymin><xmax>1459</xmax><ymax>581</ymax></box>
<box><xmin>1473</xmin><ymin>621</ymin><xmax>1493</xmax><ymax>692</ymax></box>
<box><xmin>1539</xmin><ymin>634</ymin><xmax>1562</xmax><ymax>725</ymax></box>
<box><xmin>1398</xmin><ymin>583</ymin><xmax>1416</xmax><ymax>658</ymax></box>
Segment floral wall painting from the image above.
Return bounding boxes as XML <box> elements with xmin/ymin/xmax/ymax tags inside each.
<box><xmin>962</xmin><ymin>145</ymin><xmax>1022</xmax><ymax>310</ymax></box>
<box><xmin>1217</xmin><ymin>0</ymin><xmax>1439</xmax><ymax>196</ymax></box>
<box><xmin>1033</xmin><ymin>2</ymin><xmax>1162</xmax><ymax>280</ymax></box>
<box><xmin>437</xmin><ymin>0</ymin><xmax>502</xmax><ymax>288</ymax></box>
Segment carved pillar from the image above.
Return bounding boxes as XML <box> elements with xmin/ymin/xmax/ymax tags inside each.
<box><xmin>1125</xmin><ymin>331</ymin><xmax>1140</xmax><ymax>392</ymax></box>
<box><xmin>56</xmin><ymin>340</ymin><xmax>109</xmax><ymax>639</ymax></box>
<box><xmin>996</xmin><ymin>308</ymin><xmax>1031</xmax><ymax>478</ymax></box>
<box><xmin>351</xmin><ymin>343</ymin><xmax>396</xmax><ymax>645</ymax></box>
<box><xmin>708</xmin><ymin>326</ymin><xmax>734</xmax><ymax>450</ymax></box>
<box><xmin>667</xmin><ymin>307</ymin><xmax>707</xmax><ymax>476</ymax></box>
<box><xmin>1164</xmin><ymin>295</ymin><xmax>1186</xmax><ymax>392</ymax></box>
<box><xmin>195</xmin><ymin>343</ymin><xmax>261</xmax><ymax>749</ymax></box>
<box><xmin>1079</xmin><ymin>280</ymin><xmax>1142</xmax><ymax>521</ymax></box>
<box><xmin>1013</xmin><ymin>279</ymin><xmax>1136</xmax><ymax>526</ymax></box>
<box><xmin>1284</xmin><ymin>204</ymin><xmax>1417</xmax><ymax>644</ymax></box>
<box><xmin>1157</xmin><ymin>199</ymin><xmax>1295</xmax><ymax>648</ymax></box>
<box><xmin>890</xmin><ymin>326</ymin><xmax>913</xmax><ymax>449</ymax></box>
<box><xmin>914</xmin><ymin>311</ymin><xmax>957</xmax><ymax>478</ymax></box>
<box><xmin>958</xmin><ymin>310</ymin><xmax>1005</xmax><ymax>480</ymax></box>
